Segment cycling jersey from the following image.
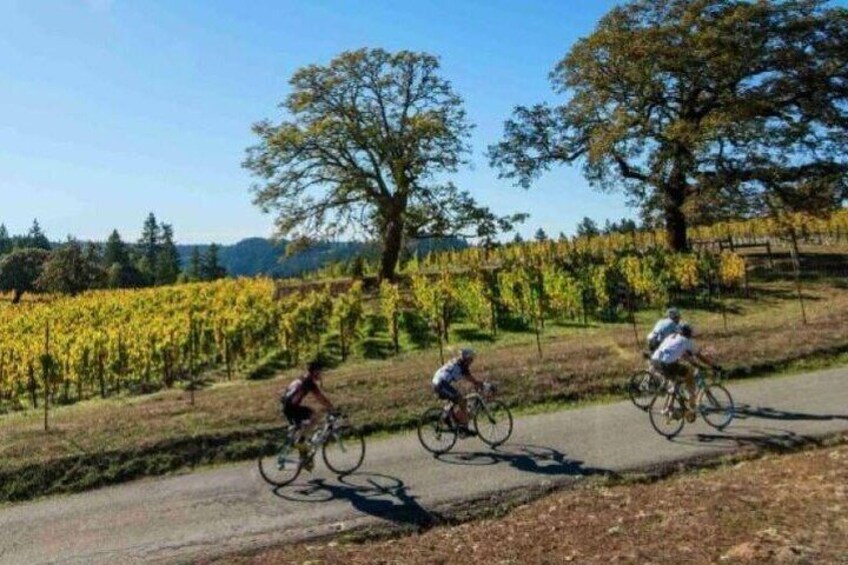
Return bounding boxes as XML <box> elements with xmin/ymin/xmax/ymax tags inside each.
<box><xmin>647</xmin><ymin>318</ymin><xmax>680</xmax><ymax>350</ymax></box>
<box><xmin>432</xmin><ymin>358</ymin><xmax>470</xmax><ymax>386</ymax></box>
<box><xmin>283</xmin><ymin>375</ymin><xmax>318</xmax><ymax>407</ymax></box>
<box><xmin>651</xmin><ymin>333</ymin><xmax>696</xmax><ymax>365</ymax></box>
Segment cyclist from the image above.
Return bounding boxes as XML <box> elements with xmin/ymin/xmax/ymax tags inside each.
<box><xmin>651</xmin><ymin>323</ymin><xmax>722</xmax><ymax>422</ymax></box>
<box><xmin>280</xmin><ymin>359</ymin><xmax>336</xmax><ymax>469</ymax></box>
<box><xmin>431</xmin><ymin>348</ymin><xmax>484</xmax><ymax>436</ymax></box>
<box><xmin>646</xmin><ymin>307</ymin><xmax>682</xmax><ymax>352</ymax></box>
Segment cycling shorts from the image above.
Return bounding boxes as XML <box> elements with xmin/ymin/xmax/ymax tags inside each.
<box><xmin>283</xmin><ymin>403</ymin><xmax>314</xmax><ymax>427</ymax></box>
<box><xmin>652</xmin><ymin>360</ymin><xmax>689</xmax><ymax>380</ymax></box>
<box><xmin>434</xmin><ymin>381</ymin><xmax>461</xmax><ymax>403</ymax></box>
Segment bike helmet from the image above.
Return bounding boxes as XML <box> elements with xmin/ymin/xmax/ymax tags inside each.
<box><xmin>307</xmin><ymin>359</ymin><xmax>324</xmax><ymax>374</ymax></box>
<box><xmin>666</xmin><ymin>307</ymin><xmax>681</xmax><ymax>322</ymax></box>
<box><xmin>460</xmin><ymin>348</ymin><xmax>476</xmax><ymax>362</ymax></box>
<box><xmin>679</xmin><ymin>323</ymin><xmax>693</xmax><ymax>338</ymax></box>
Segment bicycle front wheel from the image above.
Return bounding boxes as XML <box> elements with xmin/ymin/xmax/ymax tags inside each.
<box><xmin>258</xmin><ymin>438</ymin><xmax>302</xmax><ymax>487</ymax></box>
<box><xmin>417</xmin><ymin>406</ymin><xmax>457</xmax><ymax>455</ymax></box>
<box><xmin>628</xmin><ymin>370</ymin><xmax>664</xmax><ymax>411</ymax></box>
<box><xmin>473</xmin><ymin>400</ymin><xmax>513</xmax><ymax>447</ymax></box>
<box><xmin>322</xmin><ymin>426</ymin><xmax>366</xmax><ymax>475</ymax></box>
<box><xmin>699</xmin><ymin>384</ymin><xmax>734</xmax><ymax>430</ymax></box>
<box><xmin>648</xmin><ymin>392</ymin><xmax>685</xmax><ymax>439</ymax></box>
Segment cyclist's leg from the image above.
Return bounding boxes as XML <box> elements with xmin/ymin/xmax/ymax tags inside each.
<box><xmin>683</xmin><ymin>367</ymin><xmax>697</xmax><ymax>410</ymax></box>
<box><xmin>436</xmin><ymin>382</ymin><xmax>466</xmax><ymax>426</ymax></box>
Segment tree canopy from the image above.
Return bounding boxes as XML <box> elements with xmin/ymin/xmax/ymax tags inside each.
<box><xmin>0</xmin><ymin>248</ymin><xmax>49</xmax><ymax>303</ymax></box>
<box><xmin>245</xmin><ymin>48</ymin><xmax>522</xmax><ymax>280</ymax></box>
<box><xmin>490</xmin><ymin>0</ymin><xmax>848</xmax><ymax>250</ymax></box>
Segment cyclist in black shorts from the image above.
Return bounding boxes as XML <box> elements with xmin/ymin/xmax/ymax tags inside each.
<box><xmin>431</xmin><ymin>348</ymin><xmax>483</xmax><ymax>436</ymax></box>
<box><xmin>281</xmin><ymin>360</ymin><xmax>336</xmax><ymax>466</ymax></box>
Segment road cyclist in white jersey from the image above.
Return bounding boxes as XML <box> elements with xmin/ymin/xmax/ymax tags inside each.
<box><xmin>646</xmin><ymin>307</ymin><xmax>682</xmax><ymax>352</ymax></box>
<box><xmin>431</xmin><ymin>348</ymin><xmax>484</xmax><ymax>437</ymax></box>
<box><xmin>651</xmin><ymin>323</ymin><xmax>722</xmax><ymax>422</ymax></box>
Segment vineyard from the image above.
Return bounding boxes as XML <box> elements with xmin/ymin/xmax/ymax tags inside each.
<box><xmin>2</xmin><ymin>210</ymin><xmax>846</xmax><ymax>418</ymax></box>
<box><xmin>0</xmin><ymin>245</ymin><xmax>752</xmax><ymax>418</ymax></box>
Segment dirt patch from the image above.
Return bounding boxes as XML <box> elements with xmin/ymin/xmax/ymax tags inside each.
<box><xmin>228</xmin><ymin>440</ymin><xmax>848</xmax><ymax>565</ymax></box>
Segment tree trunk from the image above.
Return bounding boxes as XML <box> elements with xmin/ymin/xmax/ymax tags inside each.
<box><xmin>663</xmin><ymin>188</ymin><xmax>688</xmax><ymax>252</ymax></box>
<box><xmin>379</xmin><ymin>214</ymin><xmax>404</xmax><ymax>282</ymax></box>
<box><xmin>12</xmin><ymin>290</ymin><xmax>22</xmax><ymax>304</ymax></box>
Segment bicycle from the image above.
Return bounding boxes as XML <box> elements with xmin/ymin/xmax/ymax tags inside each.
<box><xmin>258</xmin><ymin>412</ymin><xmax>366</xmax><ymax>487</ymax></box>
<box><xmin>417</xmin><ymin>381</ymin><xmax>513</xmax><ymax>455</ymax></box>
<box><xmin>648</xmin><ymin>367</ymin><xmax>734</xmax><ymax>439</ymax></box>
<box><xmin>628</xmin><ymin>352</ymin><xmax>667</xmax><ymax>410</ymax></box>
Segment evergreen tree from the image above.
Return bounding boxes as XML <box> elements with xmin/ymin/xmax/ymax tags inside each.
<box><xmin>0</xmin><ymin>224</ymin><xmax>11</xmax><ymax>256</ymax></box>
<box><xmin>26</xmin><ymin>219</ymin><xmax>51</xmax><ymax>251</ymax></box>
<box><xmin>103</xmin><ymin>230</ymin><xmax>130</xmax><ymax>267</ymax></box>
<box><xmin>83</xmin><ymin>242</ymin><xmax>107</xmax><ymax>289</ymax></box>
<box><xmin>534</xmin><ymin>228</ymin><xmax>548</xmax><ymax>242</ymax></box>
<box><xmin>155</xmin><ymin>223</ymin><xmax>181</xmax><ymax>285</ymax></box>
<box><xmin>576</xmin><ymin>217</ymin><xmax>600</xmax><ymax>238</ymax></box>
<box><xmin>187</xmin><ymin>247</ymin><xmax>203</xmax><ymax>282</ymax></box>
<box><xmin>201</xmin><ymin>244</ymin><xmax>227</xmax><ymax>281</ymax></box>
<box><xmin>137</xmin><ymin>213</ymin><xmax>161</xmax><ymax>284</ymax></box>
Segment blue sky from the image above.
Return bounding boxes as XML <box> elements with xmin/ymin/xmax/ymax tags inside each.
<box><xmin>0</xmin><ymin>1</ymin><xmax>705</xmax><ymax>243</ymax></box>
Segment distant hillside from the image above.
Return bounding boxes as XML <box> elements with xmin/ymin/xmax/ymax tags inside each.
<box><xmin>176</xmin><ymin>237</ymin><xmax>467</xmax><ymax>278</ymax></box>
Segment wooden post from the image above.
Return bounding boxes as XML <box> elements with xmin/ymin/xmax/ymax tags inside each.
<box><xmin>43</xmin><ymin>322</ymin><xmax>50</xmax><ymax>431</ymax></box>
<box><xmin>627</xmin><ymin>287</ymin><xmax>641</xmax><ymax>351</ymax></box>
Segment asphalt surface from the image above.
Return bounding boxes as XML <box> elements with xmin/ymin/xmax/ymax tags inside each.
<box><xmin>0</xmin><ymin>367</ymin><xmax>846</xmax><ymax>564</ymax></box>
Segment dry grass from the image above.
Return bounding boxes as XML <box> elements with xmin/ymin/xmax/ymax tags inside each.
<box><xmin>227</xmin><ymin>441</ymin><xmax>848</xmax><ymax>564</ymax></box>
<box><xmin>0</xmin><ymin>281</ymin><xmax>846</xmax><ymax>475</ymax></box>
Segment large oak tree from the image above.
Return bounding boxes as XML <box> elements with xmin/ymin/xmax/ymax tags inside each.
<box><xmin>490</xmin><ymin>0</ymin><xmax>848</xmax><ymax>251</ymax></box>
<box><xmin>245</xmin><ymin>48</ymin><xmax>519</xmax><ymax>280</ymax></box>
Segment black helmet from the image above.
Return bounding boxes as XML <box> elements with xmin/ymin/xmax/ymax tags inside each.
<box><xmin>679</xmin><ymin>323</ymin><xmax>693</xmax><ymax>338</ymax></box>
<box><xmin>307</xmin><ymin>359</ymin><xmax>324</xmax><ymax>373</ymax></box>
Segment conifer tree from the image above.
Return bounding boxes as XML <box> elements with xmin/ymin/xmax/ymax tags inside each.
<box><xmin>155</xmin><ymin>224</ymin><xmax>181</xmax><ymax>285</ymax></box>
<box><xmin>201</xmin><ymin>244</ymin><xmax>227</xmax><ymax>281</ymax></box>
<box><xmin>0</xmin><ymin>224</ymin><xmax>11</xmax><ymax>256</ymax></box>
<box><xmin>26</xmin><ymin>219</ymin><xmax>51</xmax><ymax>251</ymax></box>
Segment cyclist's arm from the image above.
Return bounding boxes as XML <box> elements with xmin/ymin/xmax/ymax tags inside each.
<box><xmin>695</xmin><ymin>351</ymin><xmax>720</xmax><ymax>369</ymax></box>
<box><xmin>311</xmin><ymin>387</ymin><xmax>335</xmax><ymax>411</ymax></box>
<box><xmin>683</xmin><ymin>350</ymin><xmax>719</xmax><ymax>369</ymax></box>
<box><xmin>464</xmin><ymin>372</ymin><xmax>484</xmax><ymax>389</ymax></box>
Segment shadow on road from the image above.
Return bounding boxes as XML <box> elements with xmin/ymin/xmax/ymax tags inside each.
<box><xmin>734</xmin><ymin>403</ymin><xmax>848</xmax><ymax>422</ymax></box>
<box><xmin>271</xmin><ymin>472</ymin><xmax>435</xmax><ymax>528</ymax></box>
<box><xmin>692</xmin><ymin>426</ymin><xmax>823</xmax><ymax>451</ymax></box>
<box><xmin>435</xmin><ymin>443</ymin><xmax>612</xmax><ymax>478</ymax></box>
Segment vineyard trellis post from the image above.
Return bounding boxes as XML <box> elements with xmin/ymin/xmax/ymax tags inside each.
<box><xmin>42</xmin><ymin>321</ymin><xmax>51</xmax><ymax>431</ymax></box>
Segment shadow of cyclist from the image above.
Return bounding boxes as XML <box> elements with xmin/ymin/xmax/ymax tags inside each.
<box><xmin>271</xmin><ymin>472</ymin><xmax>436</xmax><ymax>528</ymax></box>
<box><xmin>435</xmin><ymin>443</ymin><xmax>612</xmax><ymax>478</ymax></box>
<box><xmin>733</xmin><ymin>403</ymin><xmax>848</xmax><ymax>422</ymax></box>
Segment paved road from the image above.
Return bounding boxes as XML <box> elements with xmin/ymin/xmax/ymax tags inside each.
<box><xmin>1</xmin><ymin>367</ymin><xmax>846</xmax><ymax>564</ymax></box>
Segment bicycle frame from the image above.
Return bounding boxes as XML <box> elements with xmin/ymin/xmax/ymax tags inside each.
<box><xmin>660</xmin><ymin>368</ymin><xmax>713</xmax><ymax>416</ymax></box>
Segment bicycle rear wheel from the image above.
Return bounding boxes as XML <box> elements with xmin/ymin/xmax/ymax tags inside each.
<box><xmin>628</xmin><ymin>370</ymin><xmax>664</xmax><ymax>411</ymax></box>
<box><xmin>473</xmin><ymin>400</ymin><xmax>513</xmax><ymax>447</ymax></box>
<box><xmin>322</xmin><ymin>426</ymin><xmax>366</xmax><ymax>475</ymax></box>
<box><xmin>648</xmin><ymin>392</ymin><xmax>685</xmax><ymax>439</ymax></box>
<box><xmin>699</xmin><ymin>384</ymin><xmax>734</xmax><ymax>430</ymax></box>
<box><xmin>258</xmin><ymin>437</ymin><xmax>303</xmax><ymax>486</ymax></box>
<box><xmin>417</xmin><ymin>406</ymin><xmax>457</xmax><ymax>455</ymax></box>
